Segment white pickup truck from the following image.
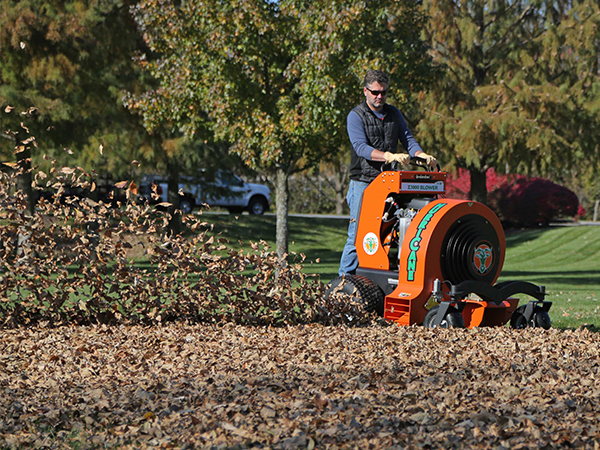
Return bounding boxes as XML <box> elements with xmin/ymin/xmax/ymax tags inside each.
<box><xmin>139</xmin><ymin>170</ymin><xmax>271</xmax><ymax>215</ymax></box>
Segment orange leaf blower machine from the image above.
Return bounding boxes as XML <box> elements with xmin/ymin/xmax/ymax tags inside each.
<box><xmin>329</xmin><ymin>161</ymin><xmax>552</xmax><ymax>329</ymax></box>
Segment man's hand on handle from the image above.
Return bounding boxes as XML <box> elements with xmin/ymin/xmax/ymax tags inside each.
<box><xmin>383</xmin><ymin>151</ymin><xmax>410</xmax><ymax>165</ymax></box>
<box><xmin>416</xmin><ymin>152</ymin><xmax>437</xmax><ymax>167</ymax></box>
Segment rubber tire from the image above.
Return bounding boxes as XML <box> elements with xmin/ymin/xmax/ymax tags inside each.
<box><xmin>531</xmin><ymin>308</ymin><xmax>551</xmax><ymax>330</ymax></box>
<box><xmin>248</xmin><ymin>197</ymin><xmax>267</xmax><ymax>215</ymax></box>
<box><xmin>510</xmin><ymin>305</ymin><xmax>551</xmax><ymax>330</ymax></box>
<box><xmin>423</xmin><ymin>306</ymin><xmax>439</xmax><ymax>328</ymax></box>
<box><xmin>324</xmin><ymin>275</ymin><xmax>385</xmax><ymax>316</ymax></box>
<box><xmin>510</xmin><ymin>312</ymin><xmax>528</xmax><ymax>329</ymax></box>
<box><xmin>423</xmin><ymin>305</ymin><xmax>465</xmax><ymax>328</ymax></box>
<box><xmin>446</xmin><ymin>310</ymin><xmax>465</xmax><ymax>328</ymax></box>
<box><xmin>179</xmin><ymin>197</ymin><xmax>194</xmax><ymax>214</ymax></box>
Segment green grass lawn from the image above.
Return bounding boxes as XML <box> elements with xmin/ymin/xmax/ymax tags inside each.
<box><xmin>499</xmin><ymin>225</ymin><xmax>600</xmax><ymax>329</ymax></box>
<box><xmin>203</xmin><ymin>213</ymin><xmax>348</xmax><ymax>280</ymax></box>
<box><xmin>204</xmin><ymin>212</ymin><xmax>600</xmax><ymax>330</ymax></box>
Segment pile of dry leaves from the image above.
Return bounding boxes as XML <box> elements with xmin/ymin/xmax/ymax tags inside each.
<box><xmin>1</xmin><ymin>324</ymin><xmax>599</xmax><ymax>449</ymax></box>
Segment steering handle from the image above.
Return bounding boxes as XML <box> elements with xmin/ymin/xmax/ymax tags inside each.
<box><xmin>410</xmin><ymin>156</ymin><xmax>441</xmax><ymax>172</ymax></box>
<box><xmin>387</xmin><ymin>156</ymin><xmax>440</xmax><ymax>172</ymax></box>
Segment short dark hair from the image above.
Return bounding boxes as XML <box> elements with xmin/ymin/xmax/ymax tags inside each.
<box><xmin>363</xmin><ymin>70</ymin><xmax>389</xmax><ymax>88</ymax></box>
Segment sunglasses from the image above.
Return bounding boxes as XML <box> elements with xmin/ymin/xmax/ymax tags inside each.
<box><xmin>366</xmin><ymin>87</ymin><xmax>388</xmax><ymax>97</ymax></box>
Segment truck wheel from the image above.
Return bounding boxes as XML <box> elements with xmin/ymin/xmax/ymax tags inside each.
<box><xmin>324</xmin><ymin>275</ymin><xmax>384</xmax><ymax>316</ymax></box>
<box><xmin>248</xmin><ymin>197</ymin><xmax>267</xmax><ymax>215</ymax></box>
<box><xmin>423</xmin><ymin>305</ymin><xmax>465</xmax><ymax>328</ymax></box>
<box><xmin>179</xmin><ymin>197</ymin><xmax>194</xmax><ymax>214</ymax></box>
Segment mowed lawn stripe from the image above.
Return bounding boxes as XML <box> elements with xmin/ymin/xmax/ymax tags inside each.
<box><xmin>503</xmin><ymin>226</ymin><xmax>600</xmax><ymax>274</ymax></box>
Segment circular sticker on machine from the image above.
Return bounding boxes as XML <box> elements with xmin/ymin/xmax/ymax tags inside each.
<box><xmin>363</xmin><ymin>232</ymin><xmax>380</xmax><ymax>256</ymax></box>
<box><xmin>471</xmin><ymin>241</ymin><xmax>494</xmax><ymax>275</ymax></box>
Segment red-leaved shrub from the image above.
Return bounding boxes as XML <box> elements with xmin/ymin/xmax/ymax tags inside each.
<box><xmin>445</xmin><ymin>168</ymin><xmax>580</xmax><ymax>226</ymax></box>
<box><xmin>491</xmin><ymin>177</ymin><xmax>579</xmax><ymax>226</ymax></box>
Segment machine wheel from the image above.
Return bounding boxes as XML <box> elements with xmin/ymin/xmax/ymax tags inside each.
<box><xmin>531</xmin><ymin>307</ymin><xmax>551</xmax><ymax>329</ymax></box>
<box><xmin>248</xmin><ymin>197</ymin><xmax>268</xmax><ymax>215</ymax></box>
<box><xmin>423</xmin><ymin>306</ymin><xmax>438</xmax><ymax>328</ymax></box>
<box><xmin>423</xmin><ymin>305</ymin><xmax>465</xmax><ymax>328</ymax></box>
<box><xmin>179</xmin><ymin>197</ymin><xmax>194</xmax><ymax>214</ymax></box>
<box><xmin>324</xmin><ymin>275</ymin><xmax>385</xmax><ymax>316</ymax></box>
<box><xmin>510</xmin><ymin>311</ymin><xmax>528</xmax><ymax>329</ymax></box>
<box><xmin>510</xmin><ymin>305</ymin><xmax>552</xmax><ymax>330</ymax></box>
<box><xmin>510</xmin><ymin>305</ymin><xmax>551</xmax><ymax>330</ymax></box>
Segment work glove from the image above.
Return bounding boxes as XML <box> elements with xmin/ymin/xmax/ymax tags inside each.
<box><xmin>383</xmin><ymin>151</ymin><xmax>410</xmax><ymax>165</ymax></box>
<box><xmin>417</xmin><ymin>152</ymin><xmax>437</xmax><ymax>166</ymax></box>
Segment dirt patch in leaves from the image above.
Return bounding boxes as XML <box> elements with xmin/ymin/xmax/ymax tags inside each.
<box><xmin>1</xmin><ymin>324</ymin><xmax>599</xmax><ymax>449</ymax></box>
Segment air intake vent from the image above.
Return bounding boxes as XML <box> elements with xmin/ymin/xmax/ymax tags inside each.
<box><xmin>440</xmin><ymin>214</ymin><xmax>501</xmax><ymax>285</ymax></box>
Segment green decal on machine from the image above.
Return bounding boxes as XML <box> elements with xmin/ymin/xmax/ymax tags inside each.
<box><xmin>406</xmin><ymin>203</ymin><xmax>447</xmax><ymax>281</ymax></box>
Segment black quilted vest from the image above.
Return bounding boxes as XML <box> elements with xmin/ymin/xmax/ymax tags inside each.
<box><xmin>349</xmin><ymin>102</ymin><xmax>402</xmax><ymax>182</ymax></box>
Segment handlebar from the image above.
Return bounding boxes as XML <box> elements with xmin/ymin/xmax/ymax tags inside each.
<box><xmin>387</xmin><ymin>156</ymin><xmax>441</xmax><ymax>172</ymax></box>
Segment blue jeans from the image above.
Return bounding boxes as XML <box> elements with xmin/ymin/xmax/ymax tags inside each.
<box><xmin>339</xmin><ymin>179</ymin><xmax>370</xmax><ymax>276</ymax></box>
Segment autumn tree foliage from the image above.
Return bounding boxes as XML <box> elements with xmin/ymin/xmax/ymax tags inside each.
<box><xmin>129</xmin><ymin>0</ymin><xmax>435</xmax><ymax>260</ymax></box>
<box><xmin>0</xmin><ymin>0</ymin><xmax>154</xmax><ymax>183</ymax></box>
<box><xmin>416</xmin><ymin>0</ymin><xmax>600</xmax><ymax>204</ymax></box>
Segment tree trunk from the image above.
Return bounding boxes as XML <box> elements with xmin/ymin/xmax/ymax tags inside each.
<box><xmin>469</xmin><ymin>167</ymin><xmax>488</xmax><ymax>205</ymax></box>
<box><xmin>16</xmin><ymin>147</ymin><xmax>34</xmax><ymax>216</ymax></box>
<box><xmin>166</xmin><ymin>160</ymin><xmax>182</xmax><ymax>234</ymax></box>
<box><xmin>333</xmin><ymin>161</ymin><xmax>348</xmax><ymax>216</ymax></box>
<box><xmin>275</xmin><ymin>167</ymin><xmax>289</xmax><ymax>260</ymax></box>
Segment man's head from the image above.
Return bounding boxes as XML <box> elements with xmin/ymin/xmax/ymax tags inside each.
<box><xmin>363</xmin><ymin>70</ymin><xmax>389</xmax><ymax>89</ymax></box>
<box><xmin>363</xmin><ymin>70</ymin><xmax>389</xmax><ymax>112</ymax></box>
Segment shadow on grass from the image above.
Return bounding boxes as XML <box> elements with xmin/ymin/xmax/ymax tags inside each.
<box><xmin>500</xmin><ymin>270</ymin><xmax>600</xmax><ymax>289</ymax></box>
<box><xmin>288</xmin><ymin>217</ymin><xmax>346</xmax><ymax>282</ymax></box>
<box><xmin>504</xmin><ymin>227</ymin><xmax>548</xmax><ymax>246</ymax></box>
<box><xmin>209</xmin><ymin>215</ymin><xmax>277</xmax><ymax>244</ymax></box>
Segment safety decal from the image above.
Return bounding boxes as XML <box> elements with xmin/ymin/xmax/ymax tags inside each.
<box><xmin>363</xmin><ymin>232</ymin><xmax>379</xmax><ymax>256</ymax></box>
<box><xmin>472</xmin><ymin>242</ymin><xmax>494</xmax><ymax>275</ymax></box>
<box><xmin>406</xmin><ymin>203</ymin><xmax>447</xmax><ymax>281</ymax></box>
